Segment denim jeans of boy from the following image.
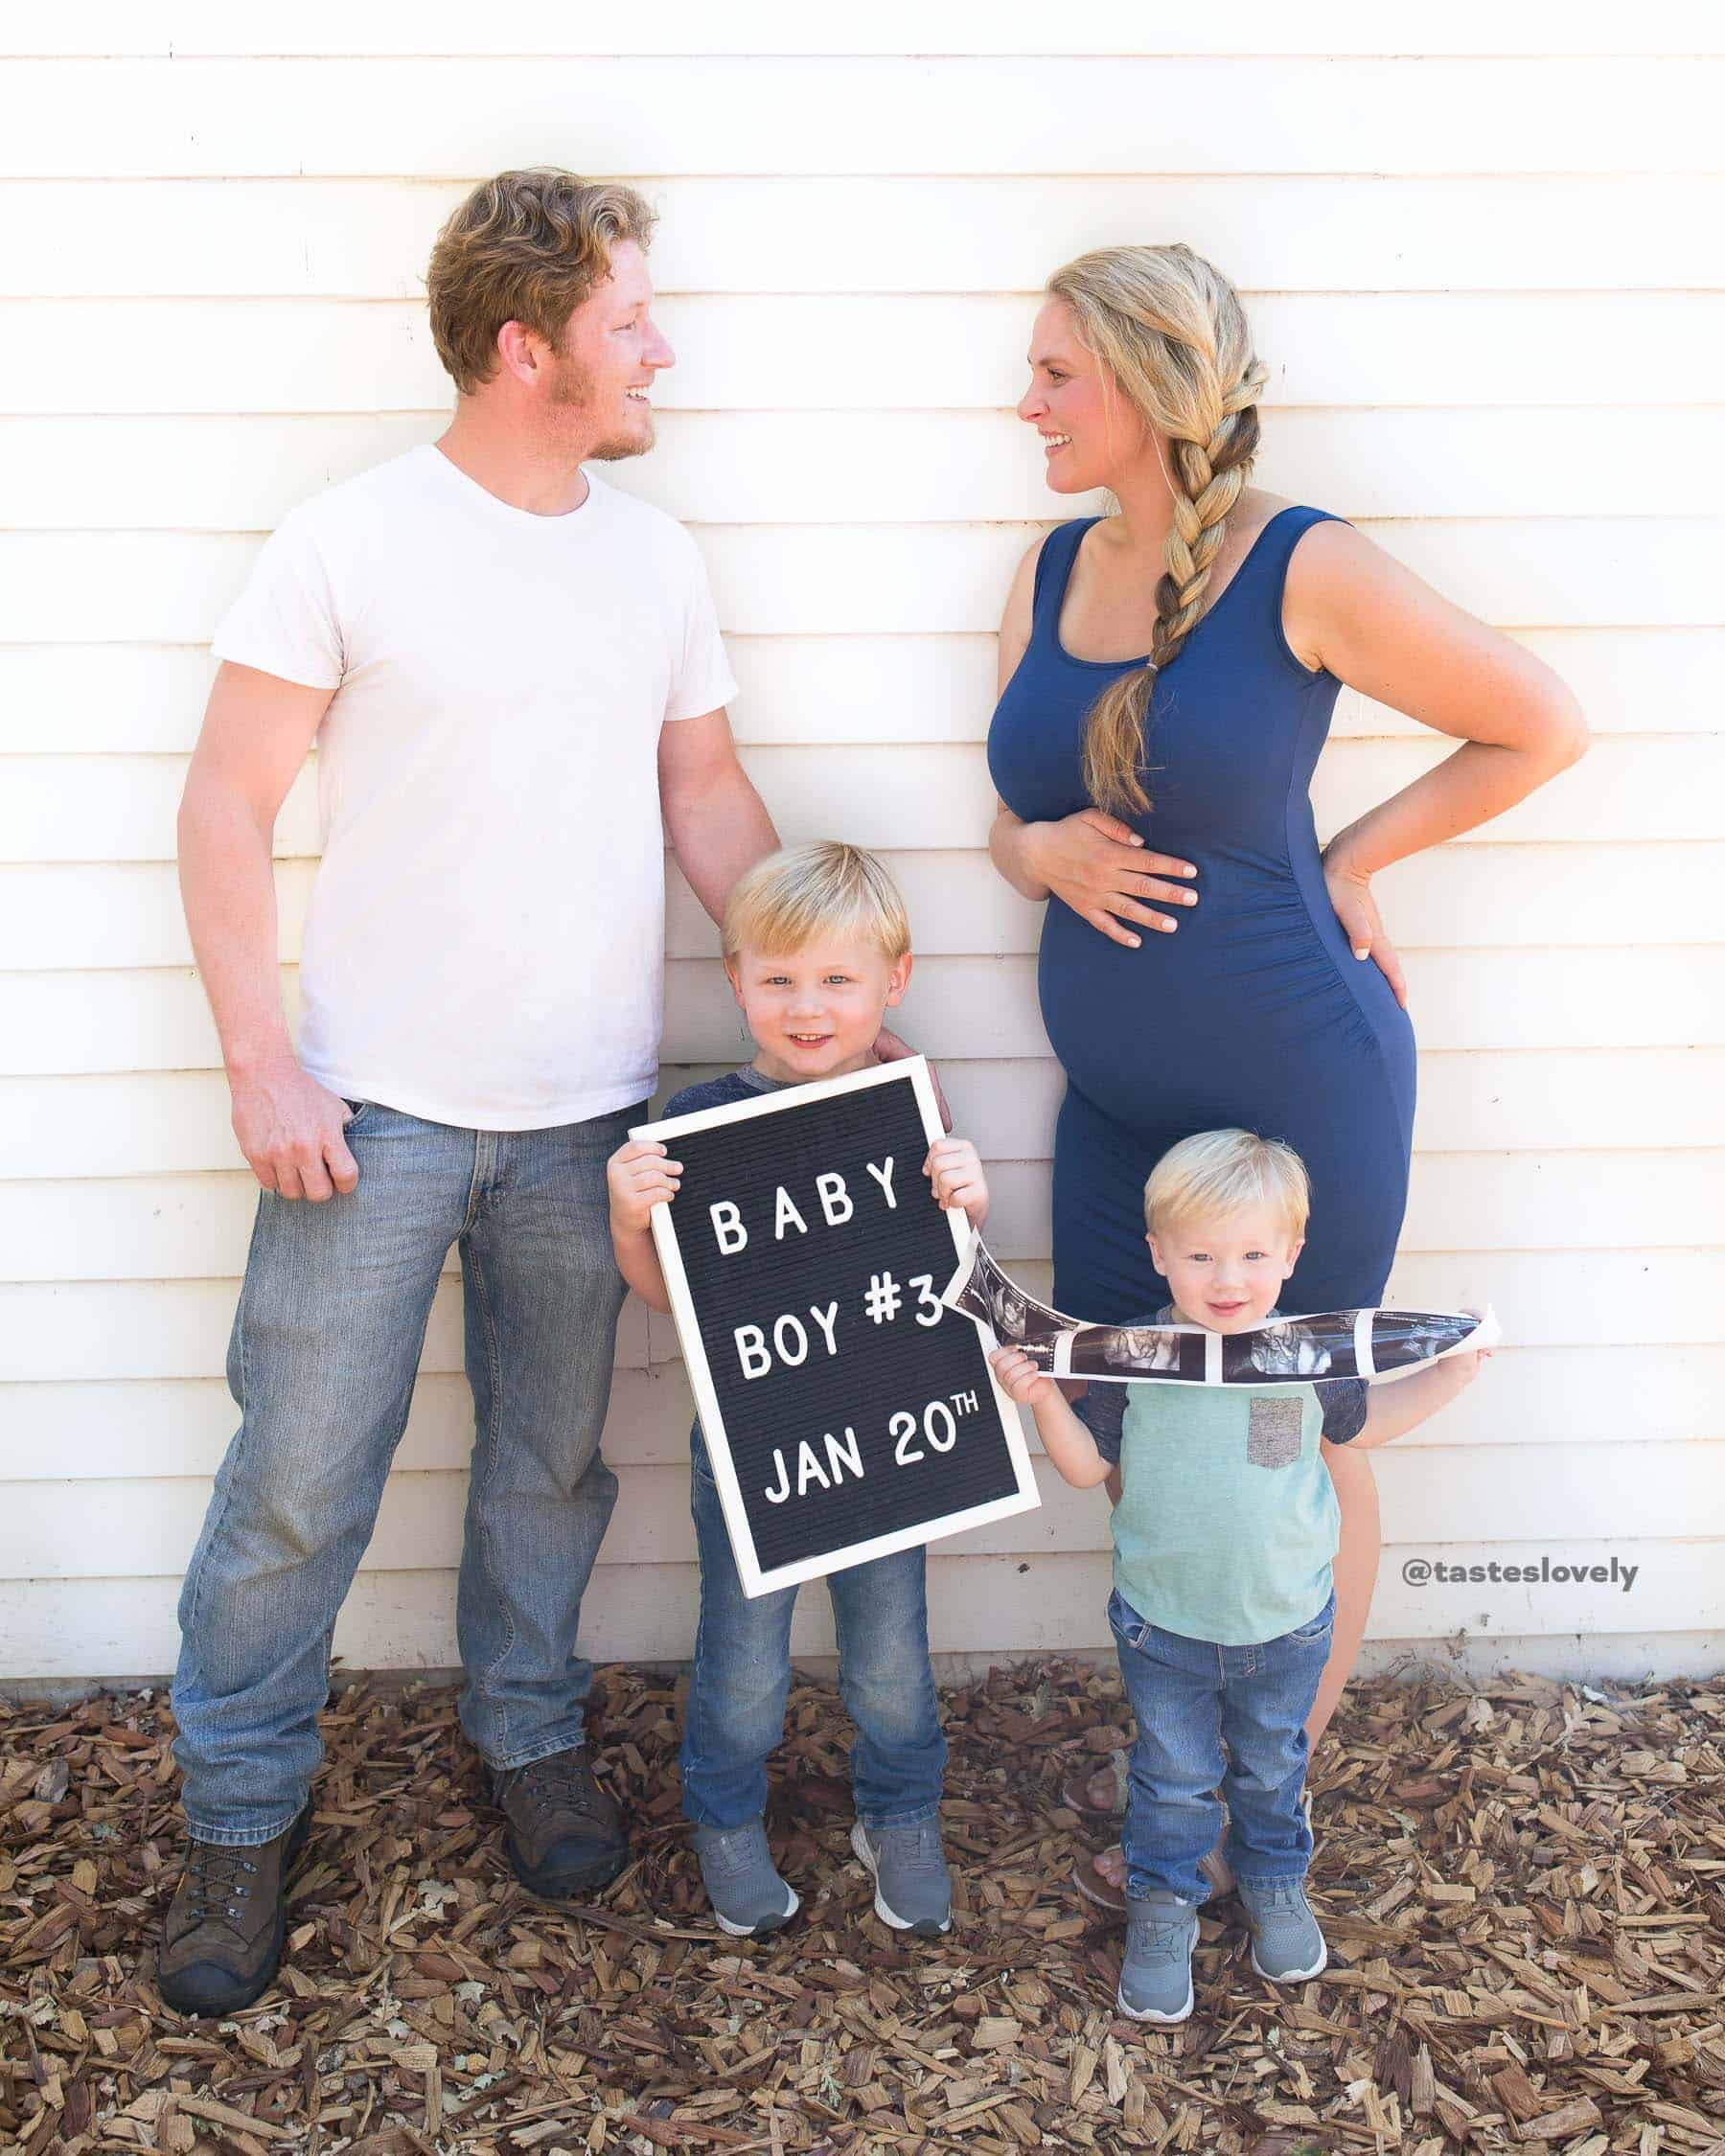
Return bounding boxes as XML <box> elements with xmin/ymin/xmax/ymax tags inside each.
<box><xmin>1109</xmin><ymin>1583</ymin><xmax>1336</xmax><ymax>1902</ymax></box>
<box><xmin>679</xmin><ymin>1426</ymin><xmax>947</xmax><ymax>1830</ymax></box>
<box><xmin>171</xmin><ymin>1097</ymin><xmax>639</xmax><ymax>1846</ymax></box>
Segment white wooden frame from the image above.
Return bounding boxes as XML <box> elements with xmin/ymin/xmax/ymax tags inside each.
<box><xmin>632</xmin><ymin>1057</ymin><xmax>1040</xmax><ymax>1597</ymax></box>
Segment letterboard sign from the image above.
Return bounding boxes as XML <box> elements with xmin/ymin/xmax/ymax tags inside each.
<box><xmin>633</xmin><ymin>1059</ymin><xmax>1039</xmax><ymax>1597</ymax></box>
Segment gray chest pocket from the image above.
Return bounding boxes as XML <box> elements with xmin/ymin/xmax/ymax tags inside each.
<box><xmin>1247</xmin><ymin>1396</ymin><xmax>1303</xmax><ymax>1470</ymax></box>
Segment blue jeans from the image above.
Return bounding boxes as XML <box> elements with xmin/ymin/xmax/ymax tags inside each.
<box><xmin>680</xmin><ymin>1425</ymin><xmax>947</xmax><ymax>1830</ymax></box>
<box><xmin>171</xmin><ymin>1098</ymin><xmax>639</xmax><ymax>1846</ymax></box>
<box><xmin>1109</xmin><ymin>1583</ymin><xmax>1336</xmax><ymax>1901</ymax></box>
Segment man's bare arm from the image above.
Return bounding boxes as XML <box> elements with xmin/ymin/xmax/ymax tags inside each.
<box><xmin>657</xmin><ymin>708</ymin><xmax>778</xmax><ymax>925</ymax></box>
<box><xmin>178</xmin><ymin>661</ymin><xmax>356</xmax><ymax>1202</ymax></box>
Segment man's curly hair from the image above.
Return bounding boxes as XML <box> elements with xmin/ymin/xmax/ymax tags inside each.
<box><xmin>426</xmin><ymin>168</ymin><xmax>657</xmax><ymax>393</ymax></box>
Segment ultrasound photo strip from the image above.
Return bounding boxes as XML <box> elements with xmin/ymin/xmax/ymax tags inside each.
<box><xmin>941</xmin><ymin>1234</ymin><xmax>1500</xmax><ymax>1387</ymax></box>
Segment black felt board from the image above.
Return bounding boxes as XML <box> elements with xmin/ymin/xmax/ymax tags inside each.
<box><xmin>636</xmin><ymin>1062</ymin><xmax>1037</xmax><ymax>1594</ymax></box>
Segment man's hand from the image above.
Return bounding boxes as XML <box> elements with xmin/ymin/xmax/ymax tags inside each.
<box><xmin>874</xmin><ymin>1025</ymin><xmax>953</xmax><ymax>1131</ymax></box>
<box><xmin>607</xmin><ymin>1138</ymin><xmax>682</xmax><ymax>1236</ymax></box>
<box><xmin>231</xmin><ymin>1060</ymin><xmax>359</xmax><ymax>1202</ymax></box>
<box><xmin>924</xmin><ymin>1137</ymin><xmax>988</xmax><ymax>1227</ymax></box>
<box><xmin>990</xmin><ymin>1344</ymin><xmax>1058</xmax><ymax>1410</ymax></box>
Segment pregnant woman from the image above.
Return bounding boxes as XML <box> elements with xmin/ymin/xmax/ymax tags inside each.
<box><xmin>987</xmin><ymin>243</ymin><xmax>1586</xmax><ymax>1903</ymax></box>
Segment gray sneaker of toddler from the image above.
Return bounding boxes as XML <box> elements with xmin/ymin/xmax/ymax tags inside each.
<box><xmin>1237</xmin><ymin>1877</ymin><xmax>1327</xmax><ymax>1982</ymax></box>
<box><xmin>1117</xmin><ymin>1888</ymin><xmax>1199</xmax><ymax>2023</ymax></box>
<box><xmin>851</xmin><ymin>1820</ymin><xmax>952</xmax><ymax>1936</ymax></box>
<box><xmin>693</xmin><ymin>1819</ymin><xmax>799</xmax><ymax>1938</ymax></box>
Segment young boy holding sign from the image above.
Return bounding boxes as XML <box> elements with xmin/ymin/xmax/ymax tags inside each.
<box><xmin>991</xmin><ymin>1130</ymin><xmax>1487</xmax><ymax>2024</ymax></box>
<box><xmin>608</xmin><ymin>843</ymin><xmax>989</xmax><ymax>1938</ymax></box>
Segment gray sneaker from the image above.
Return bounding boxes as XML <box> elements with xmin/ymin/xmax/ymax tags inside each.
<box><xmin>1237</xmin><ymin>1877</ymin><xmax>1327</xmax><ymax>1982</ymax></box>
<box><xmin>851</xmin><ymin>1820</ymin><xmax>952</xmax><ymax>1936</ymax></box>
<box><xmin>1117</xmin><ymin>1889</ymin><xmax>1199</xmax><ymax>2023</ymax></box>
<box><xmin>693</xmin><ymin>1820</ymin><xmax>799</xmax><ymax>1938</ymax></box>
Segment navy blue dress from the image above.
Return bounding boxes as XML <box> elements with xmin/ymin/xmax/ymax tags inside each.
<box><xmin>988</xmin><ymin>507</ymin><xmax>1416</xmax><ymax>1323</ymax></box>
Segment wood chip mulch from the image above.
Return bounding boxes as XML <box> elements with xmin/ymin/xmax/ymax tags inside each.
<box><xmin>3</xmin><ymin>1659</ymin><xmax>1723</xmax><ymax>2155</ymax></box>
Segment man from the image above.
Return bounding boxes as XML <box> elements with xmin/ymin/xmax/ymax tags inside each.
<box><xmin>160</xmin><ymin>169</ymin><xmax>779</xmax><ymax>2015</ymax></box>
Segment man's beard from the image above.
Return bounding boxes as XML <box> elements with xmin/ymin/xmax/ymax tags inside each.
<box><xmin>548</xmin><ymin>348</ymin><xmax>653</xmax><ymax>461</ymax></box>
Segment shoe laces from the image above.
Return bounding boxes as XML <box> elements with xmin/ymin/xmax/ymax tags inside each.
<box><xmin>875</xmin><ymin>1824</ymin><xmax>945</xmax><ymax>1876</ymax></box>
<box><xmin>513</xmin><ymin>1750</ymin><xmax>601</xmax><ymax>1821</ymax></box>
<box><xmin>702</xmin><ymin>1823</ymin><xmax>770</xmax><ymax>1878</ymax></box>
<box><xmin>182</xmin><ymin>1844</ymin><xmax>259</xmax><ymax>1930</ymax></box>
<box><xmin>1250</xmin><ymin>1879</ymin><xmax>1307</xmax><ymax>1915</ymax></box>
<box><xmin>1126</xmin><ymin>1896</ymin><xmax>1194</xmax><ymax>1960</ymax></box>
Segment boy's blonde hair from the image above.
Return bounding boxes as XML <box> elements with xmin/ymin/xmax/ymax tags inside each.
<box><xmin>722</xmin><ymin>841</ymin><xmax>911</xmax><ymax>965</ymax></box>
<box><xmin>1144</xmin><ymin>1129</ymin><xmax>1309</xmax><ymax>1240</ymax></box>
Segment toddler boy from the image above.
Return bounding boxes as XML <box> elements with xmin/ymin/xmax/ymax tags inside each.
<box><xmin>991</xmin><ymin>1129</ymin><xmax>1485</xmax><ymax>2022</ymax></box>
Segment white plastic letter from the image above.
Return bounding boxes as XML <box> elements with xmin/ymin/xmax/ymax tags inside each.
<box><xmin>795</xmin><ymin>1439</ymin><xmax>832</xmax><ymax>1498</ymax></box>
<box><xmin>808</xmin><ymin>1300</ymin><xmax>840</xmax><ymax>1357</ymax></box>
<box><xmin>710</xmin><ymin>1201</ymin><xmax>748</xmax><ymax>1255</ymax></box>
<box><xmin>734</xmin><ymin>1325</ymin><xmax>770</xmax><ymax>1381</ymax></box>
<box><xmin>773</xmin><ymin>1185</ymin><xmax>809</xmax><ymax>1240</ymax></box>
<box><xmin>824</xmin><ymin>1426</ymin><xmax>864</xmax><ymax>1483</ymax></box>
<box><xmin>763</xmin><ymin>1449</ymin><xmax>791</xmax><ymax>1503</ymax></box>
<box><xmin>816</xmin><ymin>1172</ymin><xmax>853</xmax><ymax>1227</ymax></box>
<box><xmin>864</xmin><ymin>1158</ymin><xmax>897</xmax><ymax>1209</ymax></box>
<box><xmin>771</xmin><ymin>1314</ymin><xmax>809</xmax><ymax>1366</ymax></box>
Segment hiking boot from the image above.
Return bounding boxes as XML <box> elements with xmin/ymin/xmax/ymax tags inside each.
<box><xmin>693</xmin><ymin>1818</ymin><xmax>800</xmax><ymax>1938</ymax></box>
<box><xmin>1117</xmin><ymin>1888</ymin><xmax>1199</xmax><ymax>2024</ymax></box>
<box><xmin>1237</xmin><ymin>1876</ymin><xmax>1327</xmax><ymax>1982</ymax></box>
<box><xmin>157</xmin><ymin>1806</ymin><xmax>310</xmax><ymax>2016</ymax></box>
<box><xmin>851</xmin><ymin>1820</ymin><xmax>952</xmax><ymax>1937</ymax></box>
<box><xmin>492</xmin><ymin>1745</ymin><xmax>628</xmax><ymax>1899</ymax></box>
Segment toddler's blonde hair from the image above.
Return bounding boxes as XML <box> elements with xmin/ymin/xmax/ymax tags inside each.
<box><xmin>722</xmin><ymin>841</ymin><xmax>911</xmax><ymax>965</ymax></box>
<box><xmin>1144</xmin><ymin>1129</ymin><xmax>1309</xmax><ymax>1240</ymax></box>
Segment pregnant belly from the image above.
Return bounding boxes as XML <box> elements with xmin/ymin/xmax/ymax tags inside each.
<box><xmin>1037</xmin><ymin>885</ymin><xmax>1404</xmax><ymax>1131</ymax></box>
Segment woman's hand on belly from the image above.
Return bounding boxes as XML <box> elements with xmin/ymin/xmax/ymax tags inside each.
<box><xmin>1021</xmin><ymin>810</ymin><xmax>1199</xmax><ymax>948</ymax></box>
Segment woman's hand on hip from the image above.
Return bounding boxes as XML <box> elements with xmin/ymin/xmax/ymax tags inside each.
<box><xmin>1322</xmin><ymin>843</ymin><xmax>1408</xmax><ymax>1009</ymax></box>
<box><xmin>1024</xmin><ymin>811</ymin><xmax>1198</xmax><ymax>948</ymax></box>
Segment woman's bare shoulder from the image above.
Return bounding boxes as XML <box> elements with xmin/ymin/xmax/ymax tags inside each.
<box><xmin>1234</xmin><ymin>485</ymin><xmax>1297</xmax><ymax>544</ymax></box>
<box><xmin>1000</xmin><ymin>522</ymin><xmax>1063</xmax><ymax>629</ymax></box>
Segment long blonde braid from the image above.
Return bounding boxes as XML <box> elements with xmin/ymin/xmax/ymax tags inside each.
<box><xmin>1046</xmin><ymin>244</ymin><xmax>1269</xmax><ymax>820</ymax></box>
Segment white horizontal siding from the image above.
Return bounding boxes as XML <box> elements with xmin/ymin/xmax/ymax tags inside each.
<box><xmin>4</xmin><ymin>523</ymin><xmax>1719</xmax><ymax>649</ymax></box>
<box><xmin>3</xmin><ymin>948</ymin><xmax>1721</xmax><ymax>1075</ymax></box>
<box><xmin>7</xmin><ymin>1253</ymin><xmax>1718</xmax><ymax>1386</ymax></box>
<box><xmin>4</xmin><ymin>177</ymin><xmax>1720</xmax><ymax>297</ymax></box>
<box><xmin>2</xmin><ymin>631</ymin><xmax>1716</xmax><ymax>755</ymax></box>
<box><xmin>12</xmin><ymin>3</ymin><xmax>1723</xmax><ymax>60</ymax></box>
<box><xmin>7</xmin><ymin>406</ymin><xmax>1725</xmax><ymax>523</ymax></box>
<box><xmin>4</xmin><ymin>1156</ymin><xmax>1721</xmax><ymax>1290</ymax></box>
<box><xmin>6</xmin><ymin>1546</ymin><xmax>1714</xmax><ymax>1686</ymax></box>
<box><xmin>10</xmin><ymin>740</ymin><xmax>1724</xmax><ymax>870</ymax></box>
<box><xmin>2</xmin><ymin>22</ymin><xmax>1719</xmax><ymax>1678</ymax></box>
<box><xmin>9</xmin><ymin>1442</ymin><xmax>1723</xmax><ymax>1584</ymax></box>
<box><xmin>11</xmin><ymin>1344</ymin><xmax>1725</xmax><ymax>1484</ymax></box>
<box><xmin>6</xmin><ymin>58</ymin><xmax>1720</xmax><ymax>178</ymax></box>
<box><xmin>12</xmin><ymin>1051</ymin><xmax>1720</xmax><ymax>1185</ymax></box>
<box><xmin>6</xmin><ymin>844</ymin><xmax>1721</xmax><ymax>974</ymax></box>
<box><xmin>10</xmin><ymin>303</ymin><xmax>1725</xmax><ymax>414</ymax></box>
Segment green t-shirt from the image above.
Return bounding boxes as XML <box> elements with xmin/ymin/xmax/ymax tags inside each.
<box><xmin>1075</xmin><ymin>1306</ymin><xmax>1364</xmax><ymax>1647</ymax></box>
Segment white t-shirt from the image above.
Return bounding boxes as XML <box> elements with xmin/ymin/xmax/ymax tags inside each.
<box><xmin>211</xmin><ymin>445</ymin><xmax>738</xmax><ymax>1131</ymax></box>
